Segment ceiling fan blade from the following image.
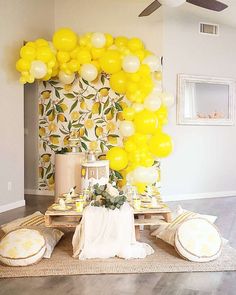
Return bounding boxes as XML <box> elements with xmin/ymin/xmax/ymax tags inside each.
<box><xmin>139</xmin><ymin>0</ymin><xmax>162</xmax><ymax>17</ymax></box>
<box><xmin>187</xmin><ymin>0</ymin><xmax>228</xmax><ymax>11</ymax></box>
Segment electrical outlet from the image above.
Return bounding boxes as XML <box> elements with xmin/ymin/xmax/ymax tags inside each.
<box><xmin>7</xmin><ymin>182</ymin><xmax>12</xmax><ymax>191</ymax></box>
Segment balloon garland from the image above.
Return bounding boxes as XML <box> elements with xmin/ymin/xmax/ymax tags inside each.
<box><xmin>16</xmin><ymin>28</ymin><xmax>174</xmax><ymax>193</ymax></box>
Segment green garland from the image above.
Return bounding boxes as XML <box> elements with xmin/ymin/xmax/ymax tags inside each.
<box><xmin>92</xmin><ymin>184</ymin><xmax>126</xmax><ymax>210</ymax></box>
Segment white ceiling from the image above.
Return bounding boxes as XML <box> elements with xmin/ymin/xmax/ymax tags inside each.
<box><xmin>139</xmin><ymin>0</ymin><xmax>236</xmax><ymax>28</ymax></box>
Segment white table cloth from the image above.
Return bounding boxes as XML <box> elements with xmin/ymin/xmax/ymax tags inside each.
<box><xmin>72</xmin><ymin>202</ymin><xmax>154</xmax><ymax>260</ymax></box>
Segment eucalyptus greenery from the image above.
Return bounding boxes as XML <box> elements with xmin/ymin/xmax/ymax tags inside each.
<box><xmin>92</xmin><ymin>183</ymin><xmax>126</xmax><ymax>210</ymax></box>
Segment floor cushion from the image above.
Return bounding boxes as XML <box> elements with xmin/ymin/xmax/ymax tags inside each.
<box><xmin>0</xmin><ymin>228</ymin><xmax>46</xmax><ymax>266</ymax></box>
<box><xmin>151</xmin><ymin>206</ymin><xmax>217</xmax><ymax>246</ymax></box>
<box><xmin>0</xmin><ymin>212</ymin><xmax>64</xmax><ymax>259</ymax></box>
<box><xmin>175</xmin><ymin>217</ymin><xmax>222</xmax><ymax>262</ymax></box>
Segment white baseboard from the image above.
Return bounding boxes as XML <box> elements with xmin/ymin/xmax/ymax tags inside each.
<box><xmin>24</xmin><ymin>189</ymin><xmax>54</xmax><ymax>196</ymax></box>
<box><xmin>0</xmin><ymin>200</ymin><xmax>26</xmax><ymax>213</ymax></box>
<box><xmin>25</xmin><ymin>189</ymin><xmax>236</xmax><ymax>202</ymax></box>
<box><xmin>162</xmin><ymin>191</ymin><xmax>236</xmax><ymax>202</ymax></box>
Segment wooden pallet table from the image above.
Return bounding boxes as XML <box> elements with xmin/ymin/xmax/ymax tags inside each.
<box><xmin>45</xmin><ymin>204</ymin><xmax>172</xmax><ymax>234</ymax></box>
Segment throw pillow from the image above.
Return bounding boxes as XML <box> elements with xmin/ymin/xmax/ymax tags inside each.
<box><xmin>0</xmin><ymin>228</ymin><xmax>46</xmax><ymax>266</ymax></box>
<box><xmin>0</xmin><ymin>212</ymin><xmax>64</xmax><ymax>259</ymax></box>
<box><xmin>151</xmin><ymin>206</ymin><xmax>217</xmax><ymax>246</ymax></box>
<box><xmin>175</xmin><ymin>217</ymin><xmax>222</xmax><ymax>262</ymax></box>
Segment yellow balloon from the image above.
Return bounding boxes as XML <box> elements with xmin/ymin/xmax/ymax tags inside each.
<box><xmin>37</xmin><ymin>46</ymin><xmax>53</xmax><ymax>62</ymax></box>
<box><xmin>91</xmin><ymin>60</ymin><xmax>101</xmax><ymax>71</ymax></box>
<box><xmin>124</xmin><ymin>139</ymin><xmax>136</xmax><ymax>153</ymax></box>
<box><xmin>91</xmin><ymin>47</ymin><xmax>105</xmax><ymax>60</ymax></box>
<box><xmin>149</xmin><ymin>132</ymin><xmax>173</xmax><ymax>158</ymax></box>
<box><xmin>115</xmin><ymin>36</ymin><xmax>128</xmax><ymax>48</ymax></box>
<box><xmin>57</xmin><ymin>51</ymin><xmax>71</xmax><ymax>63</ymax></box>
<box><xmin>126</xmin><ymin>81</ymin><xmax>139</xmax><ymax>93</ymax></box>
<box><xmin>16</xmin><ymin>58</ymin><xmax>30</xmax><ymax>72</ymax></box>
<box><xmin>156</xmin><ymin>105</ymin><xmax>168</xmax><ymax>125</ymax></box>
<box><xmin>53</xmin><ymin>28</ymin><xmax>77</xmax><ymax>51</ymax></box>
<box><xmin>123</xmin><ymin>107</ymin><xmax>135</xmax><ymax>121</ymax></box>
<box><xmin>35</xmin><ymin>39</ymin><xmax>48</xmax><ymax>47</ymax></box>
<box><xmin>134</xmin><ymin>109</ymin><xmax>157</xmax><ymax>134</ymax></box>
<box><xmin>110</xmin><ymin>71</ymin><xmax>127</xmax><ymax>94</ymax></box>
<box><xmin>68</xmin><ymin>59</ymin><xmax>80</xmax><ymax>72</ymax></box>
<box><xmin>138</xmin><ymin>64</ymin><xmax>151</xmax><ymax>77</ymax></box>
<box><xmin>128</xmin><ymin>38</ymin><xmax>143</xmax><ymax>51</ymax></box>
<box><xmin>20</xmin><ymin>46</ymin><xmax>36</xmax><ymax>61</ymax></box>
<box><xmin>141</xmin><ymin>155</ymin><xmax>154</xmax><ymax>167</ymax></box>
<box><xmin>100</xmin><ymin>50</ymin><xmax>121</xmax><ymax>74</ymax></box>
<box><xmin>76</xmin><ymin>48</ymin><xmax>91</xmax><ymax>64</ymax></box>
<box><xmin>126</xmin><ymin>72</ymin><xmax>141</xmax><ymax>83</ymax></box>
<box><xmin>106</xmin><ymin>147</ymin><xmax>128</xmax><ymax>171</ymax></box>
<box><xmin>25</xmin><ymin>41</ymin><xmax>36</xmax><ymax>48</ymax></box>
<box><xmin>105</xmin><ymin>33</ymin><xmax>114</xmax><ymax>47</ymax></box>
<box><xmin>42</xmin><ymin>73</ymin><xmax>51</xmax><ymax>81</ymax></box>
<box><xmin>135</xmin><ymin>182</ymin><xmax>147</xmax><ymax>194</ymax></box>
<box><xmin>134</xmin><ymin>49</ymin><xmax>145</xmax><ymax>61</ymax></box>
<box><xmin>131</xmin><ymin>133</ymin><xmax>147</xmax><ymax>145</ymax></box>
<box><xmin>154</xmin><ymin>71</ymin><xmax>162</xmax><ymax>81</ymax></box>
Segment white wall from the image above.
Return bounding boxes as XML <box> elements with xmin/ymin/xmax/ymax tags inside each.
<box><xmin>54</xmin><ymin>0</ymin><xmax>163</xmax><ymax>55</ymax></box>
<box><xmin>161</xmin><ymin>8</ymin><xmax>236</xmax><ymax>200</ymax></box>
<box><xmin>0</xmin><ymin>0</ymin><xmax>54</xmax><ymax>208</ymax></box>
<box><xmin>24</xmin><ymin>83</ymin><xmax>39</xmax><ymax>191</ymax></box>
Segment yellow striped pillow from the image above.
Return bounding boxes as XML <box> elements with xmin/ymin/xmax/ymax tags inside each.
<box><xmin>0</xmin><ymin>211</ymin><xmax>44</xmax><ymax>233</ymax></box>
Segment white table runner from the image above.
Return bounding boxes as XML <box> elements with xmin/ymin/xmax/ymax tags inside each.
<box><xmin>72</xmin><ymin>202</ymin><xmax>154</xmax><ymax>259</ymax></box>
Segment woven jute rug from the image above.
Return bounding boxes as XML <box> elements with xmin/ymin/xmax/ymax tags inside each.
<box><xmin>0</xmin><ymin>231</ymin><xmax>236</xmax><ymax>278</ymax></box>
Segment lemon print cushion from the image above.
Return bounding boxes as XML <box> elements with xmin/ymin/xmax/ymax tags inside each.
<box><xmin>0</xmin><ymin>228</ymin><xmax>46</xmax><ymax>266</ymax></box>
<box><xmin>175</xmin><ymin>218</ymin><xmax>222</xmax><ymax>262</ymax></box>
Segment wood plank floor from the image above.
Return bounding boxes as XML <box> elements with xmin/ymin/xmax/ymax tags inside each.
<box><xmin>0</xmin><ymin>195</ymin><xmax>235</xmax><ymax>295</ymax></box>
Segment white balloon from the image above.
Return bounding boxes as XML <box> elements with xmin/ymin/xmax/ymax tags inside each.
<box><xmin>152</xmin><ymin>81</ymin><xmax>162</xmax><ymax>93</ymax></box>
<box><xmin>132</xmin><ymin>103</ymin><xmax>144</xmax><ymax>113</ymax></box>
<box><xmin>122</xmin><ymin>55</ymin><xmax>140</xmax><ymax>73</ymax></box>
<box><xmin>48</xmin><ymin>41</ymin><xmax>57</xmax><ymax>54</ymax></box>
<box><xmin>133</xmin><ymin>166</ymin><xmax>158</xmax><ymax>184</ymax></box>
<box><xmin>159</xmin><ymin>0</ymin><xmax>186</xmax><ymax>7</ymax></box>
<box><xmin>126</xmin><ymin>172</ymin><xmax>135</xmax><ymax>184</ymax></box>
<box><xmin>161</xmin><ymin>92</ymin><xmax>175</xmax><ymax>108</ymax></box>
<box><xmin>30</xmin><ymin>60</ymin><xmax>47</xmax><ymax>79</ymax></box>
<box><xmin>80</xmin><ymin>63</ymin><xmax>98</xmax><ymax>82</ymax></box>
<box><xmin>58</xmin><ymin>71</ymin><xmax>75</xmax><ymax>84</ymax></box>
<box><xmin>143</xmin><ymin>55</ymin><xmax>160</xmax><ymax>72</ymax></box>
<box><xmin>91</xmin><ymin>32</ymin><xmax>106</xmax><ymax>48</ymax></box>
<box><xmin>144</xmin><ymin>93</ymin><xmax>162</xmax><ymax>111</ymax></box>
<box><xmin>119</xmin><ymin>121</ymin><xmax>135</xmax><ymax>137</ymax></box>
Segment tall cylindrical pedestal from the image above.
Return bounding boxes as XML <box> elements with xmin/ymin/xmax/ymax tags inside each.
<box><xmin>55</xmin><ymin>153</ymin><xmax>85</xmax><ymax>201</ymax></box>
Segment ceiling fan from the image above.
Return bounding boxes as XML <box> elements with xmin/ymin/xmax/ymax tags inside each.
<box><xmin>139</xmin><ymin>0</ymin><xmax>228</xmax><ymax>17</ymax></box>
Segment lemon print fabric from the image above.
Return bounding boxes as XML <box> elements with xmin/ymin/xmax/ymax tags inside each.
<box><xmin>38</xmin><ymin>75</ymin><xmax>126</xmax><ymax>191</ymax></box>
<box><xmin>0</xmin><ymin>228</ymin><xmax>46</xmax><ymax>266</ymax></box>
<box><xmin>175</xmin><ymin>218</ymin><xmax>222</xmax><ymax>262</ymax></box>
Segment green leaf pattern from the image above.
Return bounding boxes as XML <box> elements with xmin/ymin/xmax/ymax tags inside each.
<box><xmin>38</xmin><ymin>75</ymin><xmax>128</xmax><ymax>191</ymax></box>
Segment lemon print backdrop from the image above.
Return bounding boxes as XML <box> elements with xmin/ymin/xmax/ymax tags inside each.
<box><xmin>38</xmin><ymin>74</ymin><xmax>127</xmax><ymax>191</ymax></box>
<box><xmin>16</xmin><ymin>28</ymin><xmax>174</xmax><ymax>193</ymax></box>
